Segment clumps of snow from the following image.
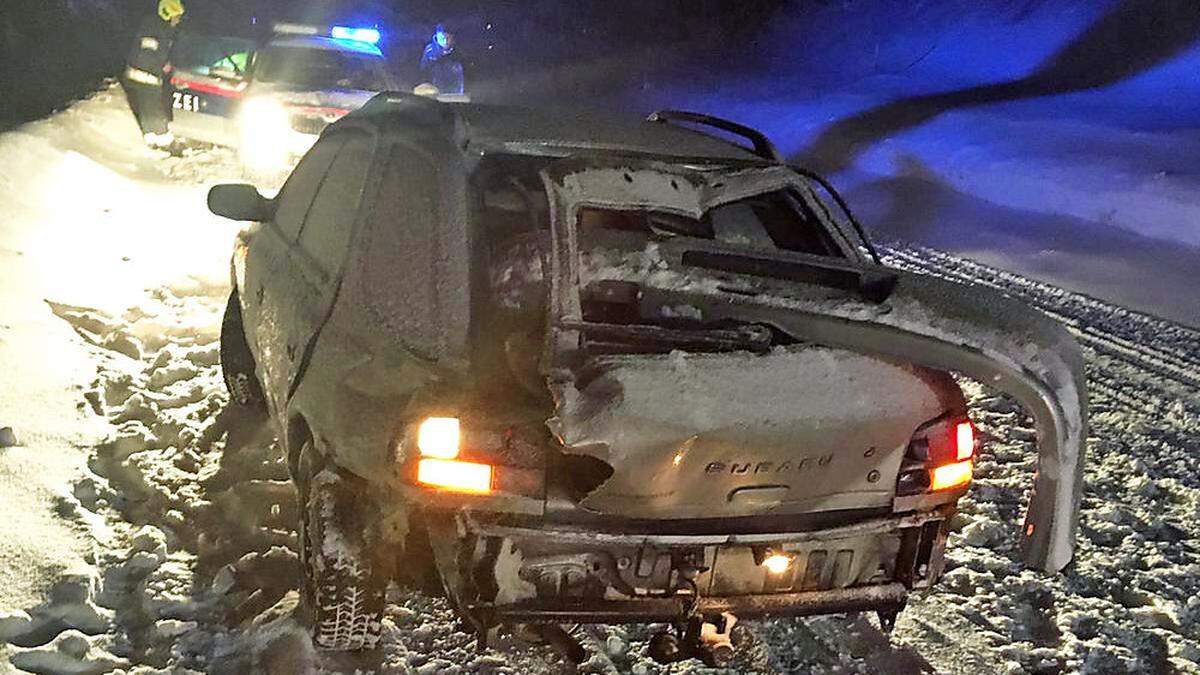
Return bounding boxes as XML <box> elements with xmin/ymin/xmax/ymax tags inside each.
<box><xmin>8</xmin><ymin>630</ymin><xmax>127</xmax><ymax>675</ymax></box>
<box><xmin>1</xmin><ymin>571</ymin><xmax>112</xmax><ymax>653</ymax></box>
<box><xmin>99</xmin><ymin>331</ymin><xmax>143</xmax><ymax>361</ymax></box>
<box><xmin>9</xmin><ymin>216</ymin><xmax>1200</xmax><ymax>674</ymax></box>
<box><xmin>207</xmin><ymin>592</ymin><xmax>317</xmax><ymax>674</ymax></box>
<box><xmin>3</xmin><ymin>281</ymin><xmax>303</xmax><ymax>672</ymax></box>
<box><xmin>959</xmin><ymin>518</ymin><xmax>1009</xmax><ymax>548</ymax></box>
<box><xmin>889</xmin><ymin>251</ymin><xmax>1200</xmax><ymax>674</ymax></box>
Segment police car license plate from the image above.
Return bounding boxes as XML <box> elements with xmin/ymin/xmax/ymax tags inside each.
<box><xmin>172</xmin><ymin>91</ymin><xmax>203</xmax><ymax>112</ymax></box>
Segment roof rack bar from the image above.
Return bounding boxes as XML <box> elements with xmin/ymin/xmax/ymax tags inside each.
<box><xmin>646</xmin><ymin>110</ymin><xmax>784</xmax><ymax>162</ymax></box>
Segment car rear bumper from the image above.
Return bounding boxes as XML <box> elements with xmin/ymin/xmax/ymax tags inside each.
<box><xmin>460</xmin><ymin>505</ymin><xmax>949</xmax><ymax>547</ymax></box>
<box><xmin>443</xmin><ymin>505</ymin><xmax>953</xmax><ymax>626</ymax></box>
<box><xmin>475</xmin><ymin>582</ymin><xmax>909</xmax><ymax>624</ymax></box>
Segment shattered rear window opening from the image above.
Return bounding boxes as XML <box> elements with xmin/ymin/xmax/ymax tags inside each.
<box><xmin>578</xmin><ymin>189</ymin><xmax>845</xmax><ymax>258</ymax></box>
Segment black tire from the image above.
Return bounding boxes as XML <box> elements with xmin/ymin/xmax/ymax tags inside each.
<box><xmin>301</xmin><ymin>467</ymin><xmax>388</xmax><ymax>652</ymax></box>
<box><xmin>220</xmin><ymin>291</ymin><xmax>265</xmax><ymax>408</ymax></box>
<box><xmin>394</xmin><ymin>512</ymin><xmax>443</xmax><ymax>596</ymax></box>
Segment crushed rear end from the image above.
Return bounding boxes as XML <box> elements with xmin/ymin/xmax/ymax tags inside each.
<box><xmin>389</xmin><ymin>156</ymin><xmax>1086</xmax><ymax>659</ymax></box>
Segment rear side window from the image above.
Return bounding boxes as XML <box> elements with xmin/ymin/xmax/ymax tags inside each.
<box><xmin>579</xmin><ymin>190</ymin><xmax>843</xmax><ymax>258</ymax></box>
<box><xmin>298</xmin><ymin>135</ymin><xmax>373</xmax><ymax>273</ymax></box>
<box><xmin>273</xmin><ymin>135</ymin><xmax>348</xmax><ymax>240</ymax></box>
<box><xmin>171</xmin><ymin>32</ymin><xmax>255</xmax><ymax>78</ymax></box>
<box><xmin>254</xmin><ymin>47</ymin><xmax>391</xmax><ymax>91</ymax></box>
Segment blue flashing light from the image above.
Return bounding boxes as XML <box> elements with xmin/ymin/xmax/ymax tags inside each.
<box><xmin>331</xmin><ymin>26</ymin><xmax>381</xmax><ymax>44</ymax></box>
<box><xmin>328</xmin><ymin>38</ymin><xmax>384</xmax><ymax>57</ymax></box>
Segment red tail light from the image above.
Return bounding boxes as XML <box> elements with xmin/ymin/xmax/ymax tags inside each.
<box><xmin>897</xmin><ymin>416</ymin><xmax>976</xmax><ymax>496</ymax></box>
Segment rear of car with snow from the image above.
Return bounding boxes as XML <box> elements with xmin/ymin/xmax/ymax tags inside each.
<box><xmin>207</xmin><ymin>94</ymin><xmax>1088</xmax><ymax>665</ymax></box>
<box><xmin>167</xmin><ymin>24</ymin><xmax>395</xmax><ymax>178</ymax></box>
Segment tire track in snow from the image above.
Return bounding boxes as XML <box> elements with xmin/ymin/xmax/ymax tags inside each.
<box><xmin>796</xmin><ymin>247</ymin><xmax>1200</xmax><ymax>674</ymax></box>
<box><xmin>884</xmin><ymin>246</ymin><xmax>1200</xmax><ymax>395</ymax></box>
<box><xmin>883</xmin><ymin>247</ymin><xmax>1200</xmax><ymax>416</ymax></box>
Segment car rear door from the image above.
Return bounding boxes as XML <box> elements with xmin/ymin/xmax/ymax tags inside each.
<box><xmin>283</xmin><ymin>131</ymin><xmax>375</xmax><ymax>391</ymax></box>
<box><xmin>243</xmin><ymin>130</ymin><xmax>350</xmax><ymax>410</ymax></box>
<box><xmin>167</xmin><ymin>33</ymin><xmax>254</xmax><ymax>146</ymax></box>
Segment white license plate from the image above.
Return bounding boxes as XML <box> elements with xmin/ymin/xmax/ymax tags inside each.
<box><xmin>172</xmin><ymin>91</ymin><xmax>203</xmax><ymax>112</ymax></box>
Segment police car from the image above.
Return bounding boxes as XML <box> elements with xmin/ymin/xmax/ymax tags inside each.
<box><xmin>168</xmin><ymin>24</ymin><xmax>397</xmax><ymax>175</ymax></box>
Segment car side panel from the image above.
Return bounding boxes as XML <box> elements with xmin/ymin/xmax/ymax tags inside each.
<box><xmin>244</xmin><ymin>135</ymin><xmax>347</xmax><ymax>417</ymax></box>
<box><xmin>241</xmin><ymin>219</ymin><xmax>293</xmax><ymax>418</ymax></box>
<box><xmin>286</xmin><ymin>130</ymin><xmax>474</xmax><ymax>480</ymax></box>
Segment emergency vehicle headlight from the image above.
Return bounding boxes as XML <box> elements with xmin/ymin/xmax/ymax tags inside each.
<box><xmin>242</xmin><ymin>98</ymin><xmax>289</xmax><ymax>132</ymax></box>
<box><xmin>331</xmin><ymin>26</ymin><xmax>380</xmax><ymax>44</ymax></box>
<box><xmin>239</xmin><ymin>98</ymin><xmax>291</xmax><ymax>170</ymax></box>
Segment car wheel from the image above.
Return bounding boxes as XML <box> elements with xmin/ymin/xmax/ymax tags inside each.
<box><xmin>394</xmin><ymin>512</ymin><xmax>442</xmax><ymax>596</ymax></box>
<box><xmin>219</xmin><ymin>291</ymin><xmax>265</xmax><ymax>408</ymax></box>
<box><xmin>300</xmin><ymin>465</ymin><xmax>388</xmax><ymax>652</ymax></box>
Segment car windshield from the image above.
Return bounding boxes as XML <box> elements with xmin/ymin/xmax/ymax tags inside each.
<box><xmin>254</xmin><ymin>47</ymin><xmax>389</xmax><ymax>91</ymax></box>
<box><xmin>578</xmin><ymin>190</ymin><xmax>846</xmax><ymax>258</ymax></box>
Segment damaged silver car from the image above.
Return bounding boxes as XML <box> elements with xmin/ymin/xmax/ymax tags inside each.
<box><xmin>208</xmin><ymin>95</ymin><xmax>1088</xmax><ymax>665</ymax></box>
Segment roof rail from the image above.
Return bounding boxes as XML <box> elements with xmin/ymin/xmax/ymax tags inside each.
<box><xmin>646</xmin><ymin>110</ymin><xmax>783</xmax><ymax>162</ymax></box>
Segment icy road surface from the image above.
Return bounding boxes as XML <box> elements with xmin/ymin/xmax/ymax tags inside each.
<box><xmin>1</xmin><ymin>86</ymin><xmax>1198</xmax><ymax>674</ymax></box>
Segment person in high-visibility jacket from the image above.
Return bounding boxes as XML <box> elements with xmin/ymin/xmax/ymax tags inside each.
<box><xmin>121</xmin><ymin>0</ymin><xmax>185</xmax><ymax>150</ymax></box>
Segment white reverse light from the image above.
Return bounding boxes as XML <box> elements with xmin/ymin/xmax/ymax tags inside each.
<box><xmin>417</xmin><ymin>417</ymin><xmax>461</xmax><ymax>459</ymax></box>
<box><xmin>762</xmin><ymin>553</ymin><xmax>793</xmax><ymax>575</ymax></box>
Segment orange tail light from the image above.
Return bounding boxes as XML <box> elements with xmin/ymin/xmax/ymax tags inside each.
<box><xmin>417</xmin><ymin>458</ymin><xmax>493</xmax><ymax>494</ymax></box>
<box><xmin>898</xmin><ymin>416</ymin><xmax>977</xmax><ymax>496</ymax></box>
<box><xmin>930</xmin><ymin>459</ymin><xmax>973</xmax><ymax>491</ymax></box>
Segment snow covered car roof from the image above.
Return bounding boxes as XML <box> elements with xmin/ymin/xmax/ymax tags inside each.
<box><xmin>350</xmin><ymin>94</ymin><xmax>768</xmax><ymax>162</ymax></box>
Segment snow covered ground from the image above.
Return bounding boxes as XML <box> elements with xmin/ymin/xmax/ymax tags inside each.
<box><xmin>0</xmin><ymin>84</ymin><xmax>244</xmax><ymax>673</ymax></box>
<box><xmin>1</xmin><ymin>86</ymin><xmax>1199</xmax><ymax>674</ymax></box>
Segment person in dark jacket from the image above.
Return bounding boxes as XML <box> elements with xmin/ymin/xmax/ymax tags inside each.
<box><xmin>121</xmin><ymin>0</ymin><xmax>185</xmax><ymax>149</ymax></box>
<box><xmin>419</xmin><ymin>24</ymin><xmax>464</xmax><ymax>95</ymax></box>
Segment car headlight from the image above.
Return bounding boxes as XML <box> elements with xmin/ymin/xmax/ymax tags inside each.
<box><xmin>238</xmin><ymin>98</ymin><xmax>291</xmax><ymax>170</ymax></box>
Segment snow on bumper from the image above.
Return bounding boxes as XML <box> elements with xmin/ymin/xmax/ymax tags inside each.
<box><xmin>454</xmin><ymin>507</ymin><xmax>952</xmax><ymax>623</ymax></box>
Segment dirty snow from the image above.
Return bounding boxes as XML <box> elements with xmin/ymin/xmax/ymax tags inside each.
<box><xmin>1</xmin><ymin>85</ymin><xmax>1199</xmax><ymax>674</ymax></box>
